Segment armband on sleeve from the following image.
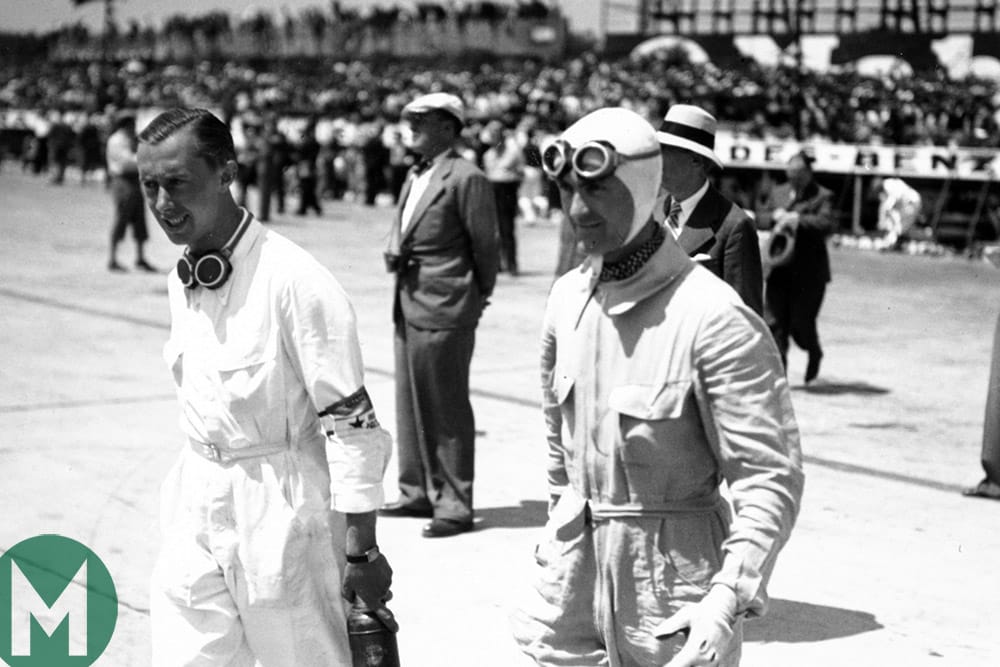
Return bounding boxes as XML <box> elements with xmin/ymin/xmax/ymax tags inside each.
<box><xmin>319</xmin><ymin>387</ymin><xmax>381</xmax><ymax>435</ymax></box>
<box><xmin>319</xmin><ymin>386</ymin><xmax>392</xmax><ymax>513</ymax></box>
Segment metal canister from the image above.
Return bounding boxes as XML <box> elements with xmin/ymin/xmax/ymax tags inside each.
<box><xmin>347</xmin><ymin>600</ymin><xmax>400</xmax><ymax>667</ymax></box>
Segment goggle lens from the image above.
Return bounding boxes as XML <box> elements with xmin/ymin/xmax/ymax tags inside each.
<box><xmin>573</xmin><ymin>143</ymin><xmax>613</xmax><ymax>180</ymax></box>
<box><xmin>541</xmin><ymin>141</ymin><xmax>569</xmax><ymax>179</ymax></box>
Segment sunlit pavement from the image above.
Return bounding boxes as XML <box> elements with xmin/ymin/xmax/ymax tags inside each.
<box><xmin>1</xmin><ymin>168</ymin><xmax>998</xmax><ymax>666</ymax></box>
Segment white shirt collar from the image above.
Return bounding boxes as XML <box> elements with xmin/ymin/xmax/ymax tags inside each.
<box><xmin>401</xmin><ymin>151</ymin><xmax>450</xmax><ymax>232</ymax></box>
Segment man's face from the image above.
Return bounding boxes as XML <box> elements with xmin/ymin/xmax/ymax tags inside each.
<box><xmin>557</xmin><ymin>170</ymin><xmax>635</xmax><ymax>258</ymax></box>
<box><xmin>404</xmin><ymin>111</ymin><xmax>452</xmax><ymax>156</ymax></box>
<box><xmin>137</xmin><ymin>126</ymin><xmax>235</xmax><ymax>254</ymax></box>
<box><xmin>786</xmin><ymin>157</ymin><xmax>813</xmax><ymax>192</ymax></box>
<box><xmin>659</xmin><ymin>144</ymin><xmax>697</xmax><ymax>191</ymax></box>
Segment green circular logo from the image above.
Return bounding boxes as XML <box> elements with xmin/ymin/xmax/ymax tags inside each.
<box><xmin>0</xmin><ymin>535</ymin><xmax>117</xmax><ymax>666</ymax></box>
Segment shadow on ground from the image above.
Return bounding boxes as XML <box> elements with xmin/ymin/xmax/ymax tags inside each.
<box><xmin>744</xmin><ymin>598</ymin><xmax>882</xmax><ymax>643</ymax></box>
<box><xmin>794</xmin><ymin>380</ymin><xmax>890</xmax><ymax>395</ymax></box>
<box><xmin>476</xmin><ymin>500</ymin><xmax>548</xmax><ymax>530</ymax></box>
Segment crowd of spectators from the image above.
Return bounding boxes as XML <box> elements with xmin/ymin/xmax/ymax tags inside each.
<box><xmin>3</xmin><ymin>42</ymin><xmax>1000</xmax><ymax>231</ymax></box>
<box><xmin>4</xmin><ymin>47</ymin><xmax>1000</xmax><ymax>152</ymax></box>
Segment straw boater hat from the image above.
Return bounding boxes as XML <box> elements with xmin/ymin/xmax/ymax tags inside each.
<box><xmin>655</xmin><ymin>104</ymin><xmax>724</xmax><ymax>170</ymax></box>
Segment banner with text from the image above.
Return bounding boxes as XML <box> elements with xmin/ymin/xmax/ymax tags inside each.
<box><xmin>715</xmin><ymin>132</ymin><xmax>1000</xmax><ymax>182</ymax></box>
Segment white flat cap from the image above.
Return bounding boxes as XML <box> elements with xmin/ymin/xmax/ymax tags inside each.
<box><xmin>402</xmin><ymin>92</ymin><xmax>465</xmax><ymax>124</ymax></box>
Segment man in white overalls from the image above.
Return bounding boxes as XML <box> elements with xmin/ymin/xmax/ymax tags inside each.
<box><xmin>138</xmin><ymin>108</ymin><xmax>396</xmax><ymax>666</ymax></box>
<box><xmin>512</xmin><ymin>108</ymin><xmax>805</xmax><ymax>667</ymax></box>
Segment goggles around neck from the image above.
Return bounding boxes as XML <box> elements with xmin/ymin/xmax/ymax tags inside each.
<box><xmin>178</xmin><ymin>211</ymin><xmax>252</xmax><ymax>290</ymax></box>
<box><xmin>541</xmin><ymin>138</ymin><xmax>660</xmax><ymax>182</ymax></box>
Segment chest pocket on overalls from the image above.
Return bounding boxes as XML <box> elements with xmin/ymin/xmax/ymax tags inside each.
<box><xmin>207</xmin><ymin>333</ymin><xmax>283</xmax><ymax>447</ymax></box>
<box><xmin>607</xmin><ymin>381</ymin><xmax>690</xmax><ymax>469</ymax></box>
<box><xmin>608</xmin><ymin>381</ymin><xmax>689</xmax><ymax>420</ymax></box>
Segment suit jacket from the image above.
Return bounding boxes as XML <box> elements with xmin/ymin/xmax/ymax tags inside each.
<box><xmin>675</xmin><ymin>185</ymin><xmax>764</xmax><ymax>316</ymax></box>
<box><xmin>755</xmin><ymin>181</ymin><xmax>835</xmax><ymax>285</ymax></box>
<box><xmin>389</xmin><ymin>149</ymin><xmax>499</xmax><ymax>329</ymax></box>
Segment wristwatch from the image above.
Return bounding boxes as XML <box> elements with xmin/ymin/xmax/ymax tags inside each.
<box><xmin>345</xmin><ymin>545</ymin><xmax>380</xmax><ymax>564</ymax></box>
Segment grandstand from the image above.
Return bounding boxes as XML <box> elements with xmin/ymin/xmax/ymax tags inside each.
<box><xmin>603</xmin><ymin>1</ymin><xmax>1000</xmax><ymax>70</ymax></box>
<box><xmin>632</xmin><ymin>0</ymin><xmax>997</xmax><ymax>35</ymax></box>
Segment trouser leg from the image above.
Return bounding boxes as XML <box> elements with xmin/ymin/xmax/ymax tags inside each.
<box><xmin>789</xmin><ymin>282</ymin><xmax>826</xmax><ymax>357</ymax></box>
<box><xmin>764</xmin><ymin>275</ymin><xmax>792</xmax><ymax>366</ymax></box>
<box><xmin>402</xmin><ymin>324</ymin><xmax>477</xmax><ymax>521</ymax></box>
<box><xmin>152</xmin><ymin>449</ymin><xmax>351</xmax><ymax>666</ymax></box>
<box><xmin>982</xmin><ymin>311</ymin><xmax>1000</xmax><ymax>483</ymax></box>
<box><xmin>275</xmin><ymin>171</ymin><xmax>285</xmax><ymax>213</ymax></box>
<box><xmin>258</xmin><ymin>168</ymin><xmax>272</xmax><ymax>222</ymax></box>
<box><xmin>151</xmin><ymin>555</ymin><xmax>256</xmax><ymax>667</ymax></box>
<box><xmin>495</xmin><ymin>182</ymin><xmax>520</xmax><ymax>273</ymax></box>
<box><xmin>511</xmin><ymin>505</ymin><xmax>604</xmax><ymax>666</ymax></box>
<box><xmin>393</xmin><ymin>322</ymin><xmax>433</xmax><ymax>509</ymax></box>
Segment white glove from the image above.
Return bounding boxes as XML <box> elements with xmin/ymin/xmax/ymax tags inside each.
<box><xmin>653</xmin><ymin>585</ymin><xmax>739</xmax><ymax>667</ymax></box>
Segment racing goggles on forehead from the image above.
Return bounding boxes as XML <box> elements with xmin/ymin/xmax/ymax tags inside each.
<box><xmin>541</xmin><ymin>138</ymin><xmax>659</xmax><ymax>182</ymax></box>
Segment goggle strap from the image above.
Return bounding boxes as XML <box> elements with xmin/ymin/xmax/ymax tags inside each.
<box><xmin>219</xmin><ymin>209</ymin><xmax>253</xmax><ymax>260</ymax></box>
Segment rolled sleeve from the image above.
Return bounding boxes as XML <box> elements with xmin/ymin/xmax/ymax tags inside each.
<box><xmin>281</xmin><ymin>267</ymin><xmax>391</xmax><ymax>513</ymax></box>
<box><xmin>326</xmin><ymin>426</ymin><xmax>392</xmax><ymax>513</ymax></box>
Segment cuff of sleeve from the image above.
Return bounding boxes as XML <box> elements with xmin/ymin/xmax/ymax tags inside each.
<box><xmin>326</xmin><ymin>427</ymin><xmax>392</xmax><ymax>514</ymax></box>
<box><xmin>331</xmin><ymin>486</ymin><xmax>385</xmax><ymax>514</ymax></box>
<box><xmin>710</xmin><ymin>569</ymin><xmax>765</xmax><ymax>618</ymax></box>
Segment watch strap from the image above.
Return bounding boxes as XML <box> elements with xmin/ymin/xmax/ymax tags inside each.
<box><xmin>346</xmin><ymin>545</ymin><xmax>380</xmax><ymax>564</ymax></box>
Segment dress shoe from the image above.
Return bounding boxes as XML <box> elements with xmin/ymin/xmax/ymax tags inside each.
<box><xmin>378</xmin><ymin>502</ymin><xmax>433</xmax><ymax>518</ymax></box>
<box><xmin>805</xmin><ymin>351</ymin><xmax>823</xmax><ymax>384</ymax></box>
<box><xmin>421</xmin><ymin>518</ymin><xmax>474</xmax><ymax>538</ymax></box>
<box><xmin>962</xmin><ymin>478</ymin><xmax>1000</xmax><ymax>500</ymax></box>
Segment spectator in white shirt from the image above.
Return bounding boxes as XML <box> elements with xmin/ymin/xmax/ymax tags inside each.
<box><xmin>873</xmin><ymin>176</ymin><xmax>923</xmax><ymax>251</ymax></box>
<box><xmin>106</xmin><ymin>111</ymin><xmax>156</xmax><ymax>272</ymax></box>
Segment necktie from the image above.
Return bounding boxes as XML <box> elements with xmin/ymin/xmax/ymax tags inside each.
<box><xmin>412</xmin><ymin>158</ymin><xmax>432</xmax><ymax>176</ymax></box>
<box><xmin>665</xmin><ymin>197</ymin><xmax>683</xmax><ymax>237</ymax></box>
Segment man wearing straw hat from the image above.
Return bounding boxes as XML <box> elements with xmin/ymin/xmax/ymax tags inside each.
<box><xmin>654</xmin><ymin>104</ymin><xmax>763</xmax><ymax>316</ymax></box>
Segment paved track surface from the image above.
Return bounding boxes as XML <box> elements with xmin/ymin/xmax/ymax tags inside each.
<box><xmin>1</xmin><ymin>169</ymin><xmax>998</xmax><ymax>666</ymax></box>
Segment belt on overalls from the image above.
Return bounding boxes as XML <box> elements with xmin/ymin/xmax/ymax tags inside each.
<box><xmin>585</xmin><ymin>491</ymin><xmax>723</xmax><ymax>523</ymax></box>
<box><xmin>188</xmin><ymin>438</ymin><xmax>289</xmax><ymax>464</ymax></box>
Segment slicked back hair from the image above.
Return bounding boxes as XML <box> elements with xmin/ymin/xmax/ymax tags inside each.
<box><xmin>137</xmin><ymin>108</ymin><xmax>235</xmax><ymax>169</ymax></box>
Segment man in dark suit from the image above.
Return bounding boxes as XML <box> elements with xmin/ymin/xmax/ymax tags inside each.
<box><xmin>381</xmin><ymin>93</ymin><xmax>499</xmax><ymax>538</ymax></box>
<box><xmin>755</xmin><ymin>152</ymin><xmax>836</xmax><ymax>383</ymax></box>
<box><xmin>655</xmin><ymin>104</ymin><xmax>763</xmax><ymax>316</ymax></box>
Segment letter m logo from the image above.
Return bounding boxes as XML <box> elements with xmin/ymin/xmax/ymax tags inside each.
<box><xmin>9</xmin><ymin>560</ymin><xmax>87</xmax><ymax>656</ymax></box>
